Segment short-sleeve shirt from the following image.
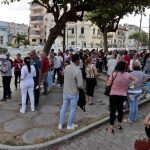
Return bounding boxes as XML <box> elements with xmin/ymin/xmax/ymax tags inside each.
<box><xmin>109</xmin><ymin>72</ymin><xmax>132</xmax><ymax>96</ymax></box>
<box><xmin>41</xmin><ymin>57</ymin><xmax>49</xmax><ymax>73</ymax></box>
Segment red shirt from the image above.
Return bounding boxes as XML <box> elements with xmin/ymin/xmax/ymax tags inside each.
<box><xmin>124</xmin><ymin>55</ymin><xmax>130</xmax><ymax>70</ymax></box>
<box><xmin>41</xmin><ymin>57</ymin><xmax>49</xmax><ymax>73</ymax></box>
<box><xmin>13</xmin><ymin>59</ymin><xmax>23</xmax><ymax>71</ymax></box>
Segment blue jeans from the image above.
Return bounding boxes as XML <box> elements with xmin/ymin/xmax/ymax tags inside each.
<box><xmin>59</xmin><ymin>95</ymin><xmax>79</xmax><ymax>127</ymax></box>
<box><xmin>47</xmin><ymin>70</ymin><xmax>54</xmax><ymax>88</ymax></box>
<box><xmin>128</xmin><ymin>93</ymin><xmax>141</xmax><ymax>121</ymax></box>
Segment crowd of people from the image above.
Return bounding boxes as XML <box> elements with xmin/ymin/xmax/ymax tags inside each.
<box><xmin>0</xmin><ymin>48</ymin><xmax>150</xmax><ymax>132</ymax></box>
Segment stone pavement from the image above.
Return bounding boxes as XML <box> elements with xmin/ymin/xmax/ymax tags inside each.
<box><xmin>57</xmin><ymin>102</ymin><xmax>150</xmax><ymax>150</ymax></box>
<box><xmin>0</xmin><ymin>74</ymin><xmax>111</xmax><ymax>146</ymax></box>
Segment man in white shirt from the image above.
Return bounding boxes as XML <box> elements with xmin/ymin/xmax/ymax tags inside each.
<box><xmin>53</xmin><ymin>52</ymin><xmax>63</xmax><ymax>86</ymax></box>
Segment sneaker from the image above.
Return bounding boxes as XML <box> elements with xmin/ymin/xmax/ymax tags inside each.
<box><xmin>31</xmin><ymin>109</ymin><xmax>35</xmax><ymax>112</ymax></box>
<box><xmin>67</xmin><ymin>124</ymin><xmax>78</xmax><ymax>130</ymax></box>
<box><xmin>20</xmin><ymin>109</ymin><xmax>25</xmax><ymax>114</ymax></box>
<box><xmin>58</xmin><ymin>124</ymin><xmax>63</xmax><ymax>130</ymax></box>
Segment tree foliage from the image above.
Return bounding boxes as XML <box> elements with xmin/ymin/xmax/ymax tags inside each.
<box><xmin>14</xmin><ymin>34</ymin><xmax>26</xmax><ymax>48</ymax></box>
<box><xmin>87</xmin><ymin>0</ymin><xmax>150</xmax><ymax>51</ymax></box>
<box><xmin>129</xmin><ymin>31</ymin><xmax>148</xmax><ymax>46</ymax></box>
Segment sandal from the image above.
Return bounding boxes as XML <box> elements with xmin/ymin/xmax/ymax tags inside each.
<box><xmin>115</xmin><ymin>125</ymin><xmax>122</xmax><ymax>130</ymax></box>
<box><xmin>106</xmin><ymin>127</ymin><xmax>114</xmax><ymax>133</ymax></box>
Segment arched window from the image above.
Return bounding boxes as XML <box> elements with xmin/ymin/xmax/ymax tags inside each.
<box><xmin>81</xmin><ymin>27</ymin><xmax>84</xmax><ymax>34</ymax></box>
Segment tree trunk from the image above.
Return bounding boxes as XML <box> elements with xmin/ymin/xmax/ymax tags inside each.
<box><xmin>43</xmin><ymin>24</ymin><xmax>62</xmax><ymax>55</ymax></box>
<box><xmin>103</xmin><ymin>31</ymin><xmax>108</xmax><ymax>52</ymax></box>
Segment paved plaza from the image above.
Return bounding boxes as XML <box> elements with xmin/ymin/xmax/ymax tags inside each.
<box><xmin>0</xmin><ymin>74</ymin><xmax>110</xmax><ymax>145</ymax></box>
<box><xmin>57</xmin><ymin>102</ymin><xmax>150</xmax><ymax>150</ymax></box>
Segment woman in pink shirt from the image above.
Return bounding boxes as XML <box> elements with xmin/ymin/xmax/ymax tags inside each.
<box><xmin>106</xmin><ymin>61</ymin><xmax>138</xmax><ymax>133</ymax></box>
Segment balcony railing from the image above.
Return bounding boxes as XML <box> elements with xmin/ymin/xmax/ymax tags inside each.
<box><xmin>30</xmin><ymin>13</ymin><xmax>44</xmax><ymax>17</ymax></box>
<box><xmin>30</xmin><ymin>20</ymin><xmax>43</xmax><ymax>24</ymax></box>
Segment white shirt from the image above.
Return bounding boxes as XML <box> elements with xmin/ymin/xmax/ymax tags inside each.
<box><xmin>54</xmin><ymin>56</ymin><xmax>63</xmax><ymax>69</ymax></box>
<box><xmin>64</xmin><ymin>54</ymin><xmax>70</xmax><ymax>62</ymax></box>
<box><xmin>21</xmin><ymin>65</ymin><xmax>36</xmax><ymax>81</ymax></box>
<box><xmin>107</xmin><ymin>59</ymin><xmax>117</xmax><ymax>75</ymax></box>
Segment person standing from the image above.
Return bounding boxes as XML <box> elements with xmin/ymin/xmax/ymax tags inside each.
<box><xmin>106</xmin><ymin>61</ymin><xmax>138</xmax><ymax>133</ymax></box>
<box><xmin>85</xmin><ymin>57</ymin><xmax>98</xmax><ymax>105</ymax></box>
<box><xmin>143</xmin><ymin>53</ymin><xmax>150</xmax><ymax>74</ymax></box>
<box><xmin>29</xmin><ymin>50</ymin><xmax>42</xmax><ymax>108</ymax></box>
<box><xmin>0</xmin><ymin>54</ymin><xmax>12</xmax><ymax>101</ymax></box>
<box><xmin>59</xmin><ymin>54</ymin><xmax>83</xmax><ymax>130</ymax></box>
<box><xmin>20</xmin><ymin>57</ymin><xmax>36</xmax><ymax>114</ymax></box>
<box><xmin>124</xmin><ymin>50</ymin><xmax>131</xmax><ymax>71</ymax></box>
<box><xmin>40</xmin><ymin>52</ymin><xmax>49</xmax><ymax>95</ymax></box>
<box><xmin>107</xmin><ymin>54</ymin><xmax>117</xmax><ymax>80</ymax></box>
<box><xmin>13</xmin><ymin>53</ymin><xmax>23</xmax><ymax>90</ymax></box>
<box><xmin>127</xmin><ymin>61</ymin><xmax>148</xmax><ymax>123</ymax></box>
<box><xmin>53</xmin><ymin>52</ymin><xmax>63</xmax><ymax>86</ymax></box>
<box><xmin>5</xmin><ymin>52</ymin><xmax>13</xmax><ymax>98</ymax></box>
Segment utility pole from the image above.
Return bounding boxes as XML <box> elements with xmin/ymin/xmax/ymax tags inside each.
<box><xmin>63</xmin><ymin>0</ymin><xmax>67</xmax><ymax>53</ymax></box>
<box><xmin>76</xmin><ymin>24</ymin><xmax>77</xmax><ymax>47</ymax></box>
<box><xmin>137</xmin><ymin>13</ymin><xmax>142</xmax><ymax>51</ymax></box>
<box><xmin>149</xmin><ymin>15</ymin><xmax>150</xmax><ymax>51</ymax></box>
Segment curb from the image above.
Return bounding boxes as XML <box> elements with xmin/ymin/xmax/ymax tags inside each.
<box><xmin>0</xmin><ymin>98</ymin><xmax>149</xmax><ymax>150</ymax></box>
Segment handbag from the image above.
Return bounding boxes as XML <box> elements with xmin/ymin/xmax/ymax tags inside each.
<box><xmin>78</xmin><ymin>89</ymin><xmax>86</xmax><ymax>112</ymax></box>
<box><xmin>104</xmin><ymin>72</ymin><xmax>118</xmax><ymax>96</ymax></box>
<box><xmin>135</xmin><ymin>133</ymin><xmax>150</xmax><ymax>150</ymax></box>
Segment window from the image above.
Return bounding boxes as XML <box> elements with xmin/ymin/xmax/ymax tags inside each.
<box><xmin>32</xmin><ymin>39</ymin><xmax>36</xmax><ymax>42</ymax></box>
<box><xmin>40</xmin><ymin>39</ymin><xmax>42</xmax><ymax>43</ymax></box>
<box><xmin>98</xmin><ymin>29</ymin><xmax>100</xmax><ymax>35</ymax></box>
<box><xmin>71</xmin><ymin>41</ymin><xmax>75</xmax><ymax>45</ymax></box>
<box><xmin>72</xmin><ymin>28</ymin><xmax>74</xmax><ymax>34</ymax></box>
<box><xmin>31</xmin><ymin>16</ymin><xmax>43</xmax><ymax>21</ymax></box>
<box><xmin>93</xmin><ymin>28</ymin><xmax>95</xmax><ymax>34</ymax></box>
<box><xmin>81</xmin><ymin>27</ymin><xmax>84</xmax><ymax>34</ymax></box>
<box><xmin>0</xmin><ymin>36</ymin><xmax>3</xmax><ymax>44</ymax></box>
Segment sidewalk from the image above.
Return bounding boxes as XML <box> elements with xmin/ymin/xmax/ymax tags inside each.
<box><xmin>0</xmin><ymin>73</ymin><xmax>147</xmax><ymax>147</ymax></box>
<box><xmin>0</xmin><ymin>74</ymin><xmax>110</xmax><ymax>146</ymax></box>
<box><xmin>58</xmin><ymin>101</ymin><xmax>150</xmax><ymax>150</ymax></box>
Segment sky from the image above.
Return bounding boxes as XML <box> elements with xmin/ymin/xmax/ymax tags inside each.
<box><xmin>0</xmin><ymin>0</ymin><xmax>150</xmax><ymax>32</ymax></box>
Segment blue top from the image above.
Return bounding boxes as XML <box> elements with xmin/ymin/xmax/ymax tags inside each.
<box><xmin>128</xmin><ymin>71</ymin><xmax>148</xmax><ymax>93</ymax></box>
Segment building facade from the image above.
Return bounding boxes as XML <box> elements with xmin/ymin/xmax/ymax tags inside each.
<box><xmin>29</xmin><ymin>4</ymin><xmax>145</xmax><ymax>50</ymax></box>
<box><xmin>0</xmin><ymin>21</ymin><xmax>28</xmax><ymax>46</ymax></box>
<box><xmin>123</xmin><ymin>24</ymin><xmax>141</xmax><ymax>49</ymax></box>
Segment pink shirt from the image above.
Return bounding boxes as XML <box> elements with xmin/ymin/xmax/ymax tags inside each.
<box><xmin>109</xmin><ymin>72</ymin><xmax>132</xmax><ymax>96</ymax></box>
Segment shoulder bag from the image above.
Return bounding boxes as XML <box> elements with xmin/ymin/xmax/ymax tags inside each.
<box><xmin>104</xmin><ymin>72</ymin><xmax>118</xmax><ymax>96</ymax></box>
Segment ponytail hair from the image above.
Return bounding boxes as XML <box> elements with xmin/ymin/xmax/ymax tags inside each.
<box><xmin>24</xmin><ymin>57</ymin><xmax>31</xmax><ymax>73</ymax></box>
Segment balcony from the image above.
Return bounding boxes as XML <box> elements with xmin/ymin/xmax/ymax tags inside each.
<box><xmin>30</xmin><ymin>13</ymin><xmax>44</xmax><ymax>17</ymax></box>
<box><xmin>30</xmin><ymin>20</ymin><xmax>43</xmax><ymax>24</ymax></box>
<box><xmin>68</xmin><ymin>33</ymin><xmax>75</xmax><ymax>37</ymax></box>
<box><xmin>79</xmin><ymin>34</ymin><xmax>85</xmax><ymax>38</ymax></box>
<box><xmin>31</xmin><ymin>27</ymin><xmax>43</xmax><ymax>31</ymax></box>
<box><xmin>30</xmin><ymin>5</ymin><xmax>43</xmax><ymax>10</ymax></box>
<box><xmin>30</xmin><ymin>34</ymin><xmax>41</xmax><ymax>39</ymax></box>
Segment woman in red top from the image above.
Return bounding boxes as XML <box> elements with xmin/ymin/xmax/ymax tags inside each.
<box><xmin>13</xmin><ymin>53</ymin><xmax>23</xmax><ymax>90</ymax></box>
